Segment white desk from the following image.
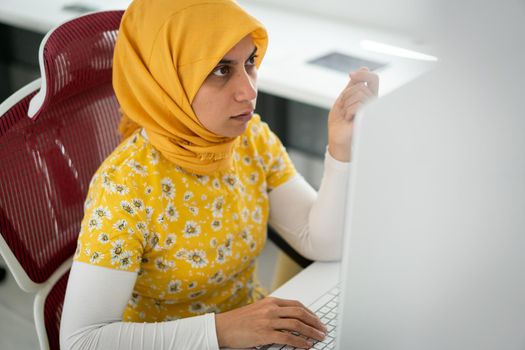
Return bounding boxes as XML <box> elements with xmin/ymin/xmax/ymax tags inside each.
<box><xmin>0</xmin><ymin>0</ymin><xmax>436</xmax><ymax>109</ymax></box>
<box><xmin>0</xmin><ymin>0</ymin><xmax>129</xmax><ymax>33</ymax></box>
<box><xmin>238</xmin><ymin>1</ymin><xmax>436</xmax><ymax>108</ymax></box>
<box><xmin>270</xmin><ymin>261</ymin><xmax>339</xmax><ymax>304</ymax></box>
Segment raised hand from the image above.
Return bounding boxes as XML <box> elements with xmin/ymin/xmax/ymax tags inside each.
<box><xmin>328</xmin><ymin>66</ymin><xmax>379</xmax><ymax>162</ymax></box>
<box><xmin>215</xmin><ymin>296</ymin><xmax>327</xmax><ymax>349</ymax></box>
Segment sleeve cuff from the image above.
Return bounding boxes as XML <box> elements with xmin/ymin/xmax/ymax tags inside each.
<box><xmin>325</xmin><ymin>147</ymin><xmax>352</xmax><ymax>173</ymax></box>
<box><xmin>205</xmin><ymin>313</ymin><xmax>220</xmax><ymax>350</ymax></box>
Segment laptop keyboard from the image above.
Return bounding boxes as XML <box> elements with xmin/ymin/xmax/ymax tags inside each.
<box><xmin>260</xmin><ymin>284</ymin><xmax>340</xmax><ymax>350</ymax></box>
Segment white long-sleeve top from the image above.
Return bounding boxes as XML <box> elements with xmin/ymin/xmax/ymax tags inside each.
<box><xmin>60</xmin><ymin>151</ymin><xmax>351</xmax><ymax>350</ymax></box>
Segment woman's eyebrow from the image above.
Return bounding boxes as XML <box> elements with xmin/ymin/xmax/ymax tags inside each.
<box><xmin>218</xmin><ymin>47</ymin><xmax>258</xmax><ymax>65</ymax></box>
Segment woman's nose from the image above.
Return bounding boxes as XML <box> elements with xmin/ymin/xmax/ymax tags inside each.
<box><xmin>233</xmin><ymin>70</ymin><xmax>257</xmax><ymax>102</ymax></box>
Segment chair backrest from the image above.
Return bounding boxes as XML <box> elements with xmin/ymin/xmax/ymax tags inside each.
<box><xmin>41</xmin><ymin>270</ymin><xmax>71</xmax><ymax>350</ymax></box>
<box><xmin>0</xmin><ymin>10</ymin><xmax>124</xmax><ymax>349</ymax></box>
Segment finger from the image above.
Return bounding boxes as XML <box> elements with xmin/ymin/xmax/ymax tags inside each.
<box><xmin>343</xmin><ymin>101</ymin><xmax>364</xmax><ymax>121</ymax></box>
<box><xmin>334</xmin><ymin>86</ymin><xmax>372</xmax><ymax>117</ymax></box>
<box><xmin>347</xmin><ymin>66</ymin><xmax>369</xmax><ymax>81</ymax></box>
<box><xmin>271</xmin><ymin>298</ymin><xmax>308</xmax><ymax>310</ymax></box>
<box><xmin>342</xmin><ymin>83</ymin><xmax>373</xmax><ymax>101</ymax></box>
<box><xmin>342</xmin><ymin>89</ymin><xmax>373</xmax><ymax>110</ymax></box>
<box><xmin>350</xmin><ymin>71</ymin><xmax>379</xmax><ymax>96</ymax></box>
<box><xmin>366</xmin><ymin>72</ymin><xmax>379</xmax><ymax>96</ymax></box>
<box><xmin>277</xmin><ymin>306</ymin><xmax>326</xmax><ymax>332</ymax></box>
<box><xmin>354</xmin><ymin>66</ymin><xmax>370</xmax><ymax>75</ymax></box>
<box><xmin>273</xmin><ymin>318</ymin><xmax>326</xmax><ymax>342</ymax></box>
<box><xmin>271</xmin><ymin>298</ymin><xmax>318</xmax><ymax>318</ymax></box>
<box><xmin>272</xmin><ymin>331</ymin><xmax>314</xmax><ymax>349</ymax></box>
<box><xmin>349</xmin><ymin>70</ymin><xmax>379</xmax><ymax>94</ymax></box>
<box><xmin>333</xmin><ymin>82</ymin><xmax>367</xmax><ymax>111</ymax></box>
<box><xmin>343</xmin><ymin>66</ymin><xmax>368</xmax><ymax>88</ymax></box>
<box><xmin>342</xmin><ymin>81</ymin><xmax>373</xmax><ymax>98</ymax></box>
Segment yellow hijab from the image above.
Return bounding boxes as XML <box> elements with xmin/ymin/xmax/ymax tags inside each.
<box><xmin>113</xmin><ymin>0</ymin><xmax>268</xmax><ymax>174</ymax></box>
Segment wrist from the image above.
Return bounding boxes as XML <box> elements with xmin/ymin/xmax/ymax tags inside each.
<box><xmin>215</xmin><ymin>312</ymin><xmax>230</xmax><ymax>347</ymax></box>
<box><xmin>328</xmin><ymin>142</ymin><xmax>351</xmax><ymax>162</ymax></box>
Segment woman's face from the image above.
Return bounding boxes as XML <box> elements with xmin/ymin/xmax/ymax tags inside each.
<box><xmin>192</xmin><ymin>35</ymin><xmax>258</xmax><ymax>138</ymax></box>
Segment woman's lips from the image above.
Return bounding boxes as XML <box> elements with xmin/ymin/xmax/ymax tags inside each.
<box><xmin>231</xmin><ymin>110</ymin><xmax>253</xmax><ymax>122</ymax></box>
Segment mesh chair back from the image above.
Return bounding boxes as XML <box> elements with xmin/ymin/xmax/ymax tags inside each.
<box><xmin>44</xmin><ymin>270</ymin><xmax>70</xmax><ymax>350</ymax></box>
<box><xmin>0</xmin><ymin>10</ymin><xmax>124</xmax><ymax>285</ymax></box>
<box><xmin>31</xmin><ymin>11</ymin><xmax>124</xmax><ymax>119</ymax></box>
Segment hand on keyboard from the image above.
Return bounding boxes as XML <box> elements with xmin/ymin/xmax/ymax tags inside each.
<box><xmin>263</xmin><ymin>285</ymin><xmax>339</xmax><ymax>350</ymax></box>
<box><xmin>215</xmin><ymin>296</ymin><xmax>327</xmax><ymax>349</ymax></box>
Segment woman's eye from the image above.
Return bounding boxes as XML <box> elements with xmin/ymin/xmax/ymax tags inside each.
<box><xmin>246</xmin><ymin>55</ymin><xmax>257</xmax><ymax>66</ymax></box>
<box><xmin>212</xmin><ymin>65</ymin><xmax>230</xmax><ymax>77</ymax></box>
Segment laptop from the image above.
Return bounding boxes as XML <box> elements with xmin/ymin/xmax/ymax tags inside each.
<box><xmin>258</xmin><ymin>47</ymin><xmax>525</xmax><ymax>349</ymax></box>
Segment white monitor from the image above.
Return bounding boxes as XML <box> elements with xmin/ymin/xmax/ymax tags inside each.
<box><xmin>336</xmin><ymin>36</ymin><xmax>525</xmax><ymax>348</ymax></box>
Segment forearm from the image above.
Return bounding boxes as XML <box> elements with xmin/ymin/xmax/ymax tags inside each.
<box><xmin>62</xmin><ymin>314</ymin><xmax>217</xmax><ymax>350</ymax></box>
<box><xmin>268</xmin><ymin>150</ymin><xmax>351</xmax><ymax>261</ymax></box>
<box><xmin>60</xmin><ymin>262</ymin><xmax>219</xmax><ymax>350</ymax></box>
<box><xmin>307</xmin><ymin>149</ymin><xmax>351</xmax><ymax>260</ymax></box>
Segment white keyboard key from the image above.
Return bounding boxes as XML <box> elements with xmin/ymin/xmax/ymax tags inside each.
<box><xmin>319</xmin><ymin>306</ymin><xmax>331</xmax><ymax>314</ymax></box>
<box><xmin>314</xmin><ymin>341</ymin><xmax>326</xmax><ymax>349</ymax></box>
<box><xmin>309</xmin><ymin>293</ymin><xmax>335</xmax><ymax>313</ymax></box>
<box><xmin>325</xmin><ymin>312</ymin><xmax>336</xmax><ymax>320</ymax></box>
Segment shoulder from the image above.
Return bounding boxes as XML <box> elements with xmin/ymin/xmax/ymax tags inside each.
<box><xmin>87</xmin><ymin>130</ymin><xmax>160</xmax><ymax>197</ymax></box>
<box><xmin>109</xmin><ymin>131</ymin><xmax>159</xmax><ymax>173</ymax></box>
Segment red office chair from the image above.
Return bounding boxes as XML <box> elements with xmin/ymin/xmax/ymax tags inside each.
<box><xmin>0</xmin><ymin>10</ymin><xmax>124</xmax><ymax>349</ymax></box>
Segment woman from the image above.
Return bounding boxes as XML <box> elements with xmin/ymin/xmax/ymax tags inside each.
<box><xmin>60</xmin><ymin>0</ymin><xmax>379</xmax><ymax>349</ymax></box>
